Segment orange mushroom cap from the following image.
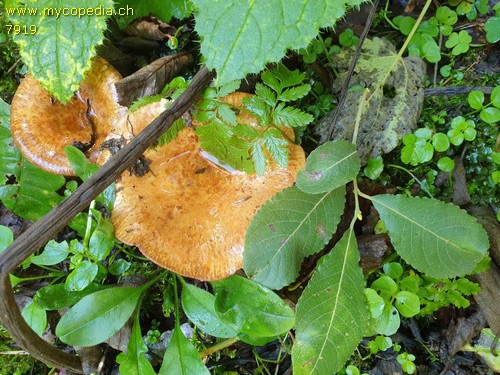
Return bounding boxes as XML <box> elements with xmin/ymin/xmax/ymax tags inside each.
<box><xmin>112</xmin><ymin>93</ymin><xmax>306</xmax><ymax>280</ymax></box>
<box><xmin>10</xmin><ymin>57</ymin><xmax>127</xmax><ymax>175</ymax></box>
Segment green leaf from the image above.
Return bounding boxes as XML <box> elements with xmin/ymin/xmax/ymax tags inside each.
<box><xmin>181</xmin><ymin>282</ymin><xmax>238</xmax><ymax>338</ymax></box>
<box><xmin>0</xmin><ymin>225</ymin><xmax>14</xmax><ymax>253</ymax></box>
<box><xmin>491</xmin><ymin>86</ymin><xmax>500</xmax><ymax>108</ymax></box>
<box><xmin>364</xmin><ymin>156</ymin><xmax>384</xmax><ymax>180</ymax></box>
<box><xmin>395</xmin><ymin>291</ymin><xmax>420</xmax><ymax>317</ymax></box>
<box><xmin>371</xmin><ymin>194</ymin><xmax>489</xmax><ymax>278</ymax></box>
<box><xmin>116</xmin><ymin>311</ymin><xmax>156</xmax><ymax>375</ymax></box>
<box><xmin>261</xmin><ymin>128</ymin><xmax>289</xmax><ymax>168</ymax></box>
<box><xmin>31</xmin><ymin>240</ymin><xmax>69</xmax><ymax>266</ymax></box>
<box><xmin>296</xmin><ymin>140</ymin><xmax>360</xmax><ymax>194</ymax></box>
<box><xmin>437</xmin><ymin>156</ymin><xmax>455</xmax><ymax>172</ymax></box>
<box><xmin>22</xmin><ymin>300</ymin><xmax>47</xmax><ymax>336</ymax></box>
<box><xmin>272</xmin><ymin>103</ymin><xmax>314</xmax><ymax>128</ymax></box>
<box><xmin>0</xmin><ymin>98</ymin><xmax>10</xmax><ymax>128</ymax></box>
<box><xmin>468</xmin><ymin>91</ymin><xmax>484</xmax><ymax>110</ymax></box>
<box><xmin>8</xmin><ymin>0</ymin><xmax>113</xmax><ymax>103</ymax></box>
<box><xmin>34</xmin><ymin>283</ymin><xmax>104</xmax><ymax>310</ymax></box>
<box><xmin>56</xmin><ymin>286</ymin><xmax>143</xmax><ymax>346</ymax></box>
<box><xmin>292</xmin><ymin>229</ymin><xmax>369</xmax><ymax>374</ymax></box>
<box><xmin>157</xmin><ymin>119</ymin><xmax>186</xmax><ymax>147</ymax></box>
<box><xmin>211</xmin><ymin>275</ymin><xmax>295</xmax><ymax>337</ymax></box>
<box><xmin>65</xmin><ymin>146</ymin><xmax>98</xmax><ymax>181</ymax></box>
<box><xmin>193</xmin><ymin>0</ymin><xmax>362</xmax><ymax>85</ymax></box>
<box><xmin>484</xmin><ymin>16</ymin><xmax>500</xmax><ymax>43</ymax></box>
<box><xmin>480</xmin><ymin>107</ymin><xmax>500</xmax><ymax>124</ymax></box>
<box><xmin>89</xmin><ymin>212</ymin><xmax>114</xmax><ymax>261</ymax></box>
<box><xmin>65</xmin><ymin>261</ymin><xmax>98</xmax><ymax>292</ymax></box>
<box><xmin>364</xmin><ymin>288</ymin><xmax>385</xmax><ymax>319</ymax></box>
<box><xmin>432</xmin><ymin>132</ymin><xmax>450</xmax><ymax>152</ymax></box>
<box><xmin>278</xmin><ymin>84</ymin><xmax>311</xmax><ymax>102</ymax></box>
<box><xmin>158</xmin><ymin>326</ymin><xmax>210</xmax><ymax>375</ymax></box>
<box><xmin>109</xmin><ymin>259</ymin><xmax>131</xmax><ymax>276</ymax></box>
<box><xmin>373</xmin><ymin>305</ymin><xmax>400</xmax><ymax>335</ymax></box>
<box><xmin>244</xmin><ymin>186</ymin><xmax>346</xmax><ymax>289</ymax></box>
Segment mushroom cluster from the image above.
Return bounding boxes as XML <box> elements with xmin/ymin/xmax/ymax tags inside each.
<box><xmin>10</xmin><ymin>64</ymin><xmax>306</xmax><ymax>280</ymax></box>
<box><xmin>10</xmin><ymin>57</ymin><xmax>127</xmax><ymax>175</ymax></box>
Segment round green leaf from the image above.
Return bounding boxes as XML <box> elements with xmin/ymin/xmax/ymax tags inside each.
<box><xmin>296</xmin><ymin>140</ymin><xmax>360</xmax><ymax>194</ymax></box>
<box><xmin>65</xmin><ymin>261</ymin><xmax>98</xmax><ymax>292</ymax></box>
<box><xmin>212</xmin><ymin>275</ymin><xmax>294</xmax><ymax>338</ymax></box>
<box><xmin>181</xmin><ymin>283</ymin><xmax>238</xmax><ymax>338</ymax></box>
<box><xmin>480</xmin><ymin>107</ymin><xmax>500</xmax><ymax>124</ymax></box>
<box><xmin>365</xmin><ymin>288</ymin><xmax>385</xmax><ymax>319</ymax></box>
<box><xmin>31</xmin><ymin>240</ymin><xmax>69</xmax><ymax>266</ymax></box>
<box><xmin>432</xmin><ymin>132</ymin><xmax>450</xmax><ymax>152</ymax></box>
<box><xmin>373</xmin><ymin>305</ymin><xmax>400</xmax><ymax>336</ymax></box>
<box><xmin>109</xmin><ymin>259</ymin><xmax>131</xmax><ymax>276</ymax></box>
<box><xmin>372</xmin><ymin>195</ymin><xmax>489</xmax><ymax>278</ymax></box>
<box><xmin>395</xmin><ymin>291</ymin><xmax>421</xmax><ymax>317</ymax></box>
<box><xmin>371</xmin><ymin>275</ymin><xmax>397</xmax><ymax>298</ymax></box>
<box><xmin>437</xmin><ymin>156</ymin><xmax>455</xmax><ymax>172</ymax></box>
<box><xmin>400</xmin><ymin>275</ymin><xmax>421</xmax><ymax>293</ymax></box>
<box><xmin>484</xmin><ymin>17</ymin><xmax>500</xmax><ymax>43</ymax></box>
<box><xmin>364</xmin><ymin>156</ymin><xmax>384</xmax><ymax>180</ymax></box>
<box><xmin>56</xmin><ymin>287</ymin><xmax>143</xmax><ymax>346</ymax></box>
<box><xmin>468</xmin><ymin>91</ymin><xmax>484</xmax><ymax>110</ymax></box>
<box><xmin>491</xmin><ymin>86</ymin><xmax>500</xmax><ymax>108</ymax></box>
<box><xmin>383</xmin><ymin>262</ymin><xmax>404</xmax><ymax>279</ymax></box>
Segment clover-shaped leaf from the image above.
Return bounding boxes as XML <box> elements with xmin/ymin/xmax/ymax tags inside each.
<box><xmin>468</xmin><ymin>91</ymin><xmax>485</xmax><ymax>110</ymax></box>
<box><xmin>445</xmin><ymin>31</ymin><xmax>472</xmax><ymax>55</ymax></box>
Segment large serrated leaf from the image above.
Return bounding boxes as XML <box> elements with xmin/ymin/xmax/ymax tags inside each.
<box><xmin>372</xmin><ymin>194</ymin><xmax>489</xmax><ymax>278</ymax></box>
<box><xmin>292</xmin><ymin>229</ymin><xmax>369</xmax><ymax>374</ymax></box>
<box><xmin>8</xmin><ymin>0</ymin><xmax>112</xmax><ymax>103</ymax></box>
<box><xmin>244</xmin><ymin>186</ymin><xmax>346</xmax><ymax>290</ymax></box>
<box><xmin>316</xmin><ymin>38</ymin><xmax>426</xmax><ymax>163</ymax></box>
<box><xmin>0</xmin><ymin>125</ymin><xmax>65</xmax><ymax>220</ymax></box>
<box><xmin>296</xmin><ymin>140</ymin><xmax>360</xmax><ymax>194</ymax></box>
<box><xmin>193</xmin><ymin>0</ymin><xmax>363</xmax><ymax>85</ymax></box>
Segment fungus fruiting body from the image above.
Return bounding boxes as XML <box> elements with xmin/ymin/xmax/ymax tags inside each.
<box><xmin>112</xmin><ymin>94</ymin><xmax>306</xmax><ymax>280</ymax></box>
<box><xmin>10</xmin><ymin>57</ymin><xmax>126</xmax><ymax>175</ymax></box>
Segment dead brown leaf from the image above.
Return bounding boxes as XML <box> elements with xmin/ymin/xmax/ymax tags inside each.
<box><xmin>452</xmin><ymin>155</ymin><xmax>470</xmax><ymax>206</ymax></box>
<box><xmin>115</xmin><ymin>52</ymin><xmax>194</xmax><ymax>107</ymax></box>
<box><xmin>124</xmin><ymin>15</ymin><xmax>176</xmax><ymax>42</ymax></box>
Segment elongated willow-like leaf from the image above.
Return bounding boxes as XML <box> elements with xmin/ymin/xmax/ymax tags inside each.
<box><xmin>292</xmin><ymin>229</ymin><xmax>369</xmax><ymax>374</ymax></box>
<box><xmin>158</xmin><ymin>326</ymin><xmax>210</xmax><ymax>375</ymax></box>
<box><xmin>8</xmin><ymin>0</ymin><xmax>112</xmax><ymax>103</ymax></box>
<box><xmin>244</xmin><ymin>186</ymin><xmax>346</xmax><ymax>290</ymax></box>
<box><xmin>296</xmin><ymin>140</ymin><xmax>360</xmax><ymax>194</ymax></box>
<box><xmin>0</xmin><ymin>125</ymin><xmax>65</xmax><ymax>221</ymax></box>
<box><xmin>56</xmin><ymin>287</ymin><xmax>143</xmax><ymax>346</ymax></box>
<box><xmin>372</xmin><ymin>194</ymin><xmax>489</xmax><ymax>278</ymax></box>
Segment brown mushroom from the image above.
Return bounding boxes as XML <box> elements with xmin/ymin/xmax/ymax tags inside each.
<box><xmin>10</xmin><ymin>57</ymin><xmax>127</xmax><ymax>175</ymax></box>
<box><xmin>112</xmin><ymin>93</ymin><xmax>306</xmax><ymax>280</ymax></box>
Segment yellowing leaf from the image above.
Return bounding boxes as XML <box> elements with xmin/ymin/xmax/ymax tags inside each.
<box><xmin>193</xmin><ymin>0</ymin><xmax>364</xmax><ymax>85</ymax></box>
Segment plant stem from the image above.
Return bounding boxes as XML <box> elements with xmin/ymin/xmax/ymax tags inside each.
<box><xmin>387</xmin><ymin>164</ymin><xmax>434</xmax><ymax>198</ymax></box>
<box><xmin>376</xmin><ymin>0</ymin><xmax>433</xmax><ymax>95</ymax></box>
<box><xmin>199</xmin><ymin>337</ymin><xmax>239</xmax><ymax>358</ymax></box>
<box><xmin>82</xmin><ymin>200</ymin><xmax>96</xmax><ymax>250</ymax></box>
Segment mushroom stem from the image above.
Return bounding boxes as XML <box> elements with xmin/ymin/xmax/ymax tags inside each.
<box><xmin>0</xmin><ymin>67</ymin><xmax>214</xmax><ymax>372</ymax></box>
